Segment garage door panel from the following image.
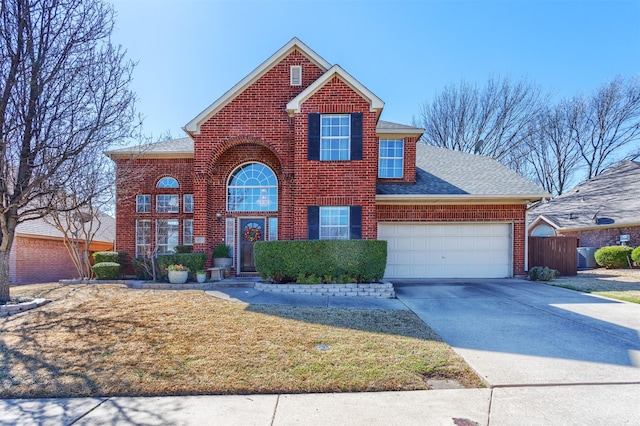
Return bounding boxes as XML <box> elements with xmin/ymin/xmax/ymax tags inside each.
<box><xmin>379</xmin><ymin>223</ymin><xmax>512</xmax><ymax>279</ymax></box>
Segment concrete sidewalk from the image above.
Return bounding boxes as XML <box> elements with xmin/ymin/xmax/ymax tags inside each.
<box><xmin>3</xmin><ymin>384</ymin><xmax>640</xmax><ymax>425</ymax></box>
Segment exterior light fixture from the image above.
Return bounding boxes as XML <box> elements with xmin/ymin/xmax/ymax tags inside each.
<box><xmin>216</xmin><ymin>212</ymin><xmax>222</xmax><ymax>223</ymax></box>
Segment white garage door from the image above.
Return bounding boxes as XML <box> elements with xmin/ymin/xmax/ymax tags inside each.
<box><xmin>378</xmin><ymin>223</ymin><xmax>512</xmax><ymax>279</ymax></box>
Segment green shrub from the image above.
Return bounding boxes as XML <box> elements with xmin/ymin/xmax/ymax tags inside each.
<box><xmin>155</xmin><ymin>252</ymin><xmax>207</xmax><ymax>281</ymax></box>
<box><xmin>631</xmin><ymin>247</ymin><xmax>640</xmax><ymax>264</ymax></box>
<box><xmin>174</xmin><ymin>245</ymin><xmax>193</xmax><ymax>254</ymax></box>
<box><xmin>92</xmin><ymin>262</ymin><xmax>121</xmax><ymax>280</ymax></box>
<box><xmin>213</xmin><ymin>244</ymin><xmax>232</xmax><ymax>258</ymax></box>
<box><xmin>528</xmin><ymin>266</ymin><xmax>559</xmax><ymax>281</ymax></box>
<box><xmin>92</xmin><ymin>251</ymin><xmax>119</xmax><ymax>263</ymax></box>
<box><xmin>132</xmin><ymin>257</ymin><xmax>153</xmax><ymax>280</ymax></box>
<box><xmin>594</xmin><ymin>246</ymin><xmax>633</xmax><ymax>268</ymax></box>
<box><xmin>254</xmin><ymin>240</ymin><xmax>387</xmax><ymax>283</ymax></box>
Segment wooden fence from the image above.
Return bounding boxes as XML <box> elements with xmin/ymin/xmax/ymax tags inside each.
<box><xmin>528</xmin><ymin>236</ymin><xmax>578</xmax><ymax>276</ymax></box>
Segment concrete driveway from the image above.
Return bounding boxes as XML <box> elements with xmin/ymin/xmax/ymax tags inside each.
<box><xmin>394</xmin><ymin>278</ymin><xmax>640</xmax><ymax>387</ymax></box>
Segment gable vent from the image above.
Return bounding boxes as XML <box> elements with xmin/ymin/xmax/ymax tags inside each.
<box><xmin>290</xmin><ymin>65</ymin><xmax>302</xmax><ymax>86</ymax></box>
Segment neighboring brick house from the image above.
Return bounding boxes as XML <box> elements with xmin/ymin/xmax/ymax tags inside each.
<box><xmin>10</xmin><ymin>214</ymin><xmax>115</xmax><ymax>284</ymax></box>
<box><xmin>107</xmin><ymin>38</ymin><xmax>547</xmax><ymax>279</ymax></box>
<box><xmin>529</xmin><ymin>160</ymin><xmax>640</xmax><ymax>248</ymax></box>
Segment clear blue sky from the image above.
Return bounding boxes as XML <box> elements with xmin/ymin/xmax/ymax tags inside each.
<box><xmin>109</xmin><ymin>0</ymin><xmax>640</xmax><ymax>141</ymax></box>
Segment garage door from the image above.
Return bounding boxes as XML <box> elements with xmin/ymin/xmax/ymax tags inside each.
<box><xmin>378</xmin><ymin>223</ymin><xmax>512</xmax><ymax>279</ymax></box>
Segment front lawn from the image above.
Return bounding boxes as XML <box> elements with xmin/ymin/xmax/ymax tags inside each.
<box><xmin>1</xmin><ymin>283</ymin><xmax>483</xmax><ymax>398</ymax></box>
<box><xmin>547</xmin><ymin>269</ymin><xmax>640</xmax><ymax>304</ymax></box>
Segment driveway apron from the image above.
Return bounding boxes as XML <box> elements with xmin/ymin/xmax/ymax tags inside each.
<box><xmin>394</xmin><ymin>279</ymin><xmax>640</xmax><ymax>387</ymax></box>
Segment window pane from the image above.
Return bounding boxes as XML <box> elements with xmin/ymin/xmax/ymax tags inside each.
<box><xmin>227</xmin><ymin>163</ymin><xmax>278</xmax><ymax>212</ymax></box>
<box><xmin>184</xmin><ymin>194</ymin><xmax>194</xmax><ymax>213</ymax></box>
<box><xmin>157</xmin><ymin>177</ymin><xmax>179</xmax><ymax>188</ymax></box>
<box><xmin>136</xmin><ymin>195</ymin><xmax>151</xmax><ymax>213</ymax></box>
<box><xmin>319</xmin><ymin>206</ymin><xmax>349</xmax><ymax>240</ymax></box>
<box><xmin>135</xmin><ymin>220</ymin><xmax>151</xmax><ymax>257</ymax></box>
<box><xmin>156</xmin><ymin>195</ymin><xmax>179</xmax><ymax>213</ymax></box>
<box><xmin>268</xmin><ymin>217</ymin><xmax>278</xmax><ymax>241</ymax></box>
<box><xmin>225</xmin><ymin>217</ymin><xmax>235</xmax><ymax>266</ymax></box>
<box><xmin>183</xmin><ymin>219</ymin><xmax>193</xmax><ymax>245</ymax></box>
<box><xmin>156</xmin><ymin>219</ymin><xmax>179</xmax><ymax>254</ymax></box>
<box><xmin>378</xmin><ymin>139</ymin><xmax>404</xmax><ymax>178</ymax></box>
<box><xmin>320</xmin><ymin>114</ymin><xmax>350</xmax><ymax>161</ymax></box>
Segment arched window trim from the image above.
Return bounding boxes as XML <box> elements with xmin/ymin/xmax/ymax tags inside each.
<box><xmin>227</xmin><ymin>162</ymin><xmax>278</xmax><ymax>212</ymax></box>
<box><xmin>157</xmin><ymin>176</ymin><xmax>179</xmax><ymax>189</ymax></box>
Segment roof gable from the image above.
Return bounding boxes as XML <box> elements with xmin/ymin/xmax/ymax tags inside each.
<box><xmin>184</xmin><ymin>38</ymin><xmax>331</xmax><ymax>135</ymax></box>
<box><xmin>286</xmin><ymin>65</ymin><xmax>384</xmax><ymax>117</ymax></box>
<box><xmin>528</xmin><ymin>160</ymin><xmax>640</xmax><ymax>230</ymax></box>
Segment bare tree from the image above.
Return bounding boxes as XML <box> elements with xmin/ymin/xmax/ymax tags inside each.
<box><xmin>0</xmin><ymin>0</ymin><xmax>136</xmax><ymax>302</ymax></box>
<box><xmin>414</xmin><ymin>76</ymin><xmax>547</xmax><ymax>168</ymax></box>
<box><xmin>522</xmin><ymin>100</ymin><xmax>583</xmax><ymax>196</ymax></box>
<box><xmin>45</xmin><ymin>151</ymin><xmax>115</xmax><ymax>280</ymax></box>
<box><xmin>573</xmin><ymin>75</ymin><xmax>640</xmax><ymax>179</ymax></box>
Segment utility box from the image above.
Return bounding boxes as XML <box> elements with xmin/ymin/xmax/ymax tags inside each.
<box><xmin>577</xmin><ymin>247</ymin><xmax>599</xmax><ymax>269</ymax></box>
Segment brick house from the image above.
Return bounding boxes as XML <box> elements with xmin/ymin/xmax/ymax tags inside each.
<box><xmin>529</xmin><ymin>160</ymin><xmax>640</xmax><ymax>248</ymax></box>
<box><xmin>10</xmin><ymin>214</ymin><xmax>115</xmax><ymax>284</ymax></box>
<box><xmin>108</xmin><ymin>38</ymin><xmax>548</xmax><ymax>279</ymax></box>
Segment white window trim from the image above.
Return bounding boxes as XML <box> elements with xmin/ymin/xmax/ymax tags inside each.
<box><xmin>378</xmin><ymin>139</ymin><xmax>404</xmax><ymax>178</ymax></box>
<box><xmin>320</xmin><ymin>114</ymin><xmax>351</xmax><ymax>161</ymax></box>
<box><xmin>319</xmin><ymin>206</ymin><xmax>350</xmax><ymax>240</ymax></box>
<box><xmin>135</xmin><ymin>219</ymin><xmax>151</xmax><ymax>257</ymax></box>
<box><xmin>183</xmin><ymin>219</ymin><xmax>194</xmax><ymax>245</ymax></box>
<box><xmin>183</xmin><ymin>194</ymin><xmax>194</xmax><ymax>213</ymax></box>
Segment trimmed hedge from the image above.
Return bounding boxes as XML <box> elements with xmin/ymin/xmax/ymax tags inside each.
<box><xmin>155</xmin><ymin>252</ymin><xmax>207</xmax><ymax>281</ymax></box>
<box><xmin>594</xmin><ymin>246</ymin><xmax>633</xmax><ymax>268</ymax></box>
<box><xmin>93</xmin><ymin>262</ymin><xmax>120</xmax><ymax>280</ymax></box>
<box><xmin>632</xmin><ymin>247</ymin><xmax>640</xmax><ymax>264</ymax></box>
<box><xmin>254</xmin><ymin>240</ymin><xmax>387</xmax><ymax>283</ymax></box>
<box><xmin>92</xmin><ymin>251</ymin><xmax>119</xmax><ymax>263</ymax></box>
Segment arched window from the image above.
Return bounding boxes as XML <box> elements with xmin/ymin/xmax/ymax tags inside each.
<box><xmin>157</xmin><ymin>177</ymin><xmax>179</xmax><ymax>188</ymax></box>
<box><xmin>227</xmin><ymin>163</ymin><xmax>277</xmax><ymax>211</ymax></box>
<box><xmin>531</xmin><ymin>224</ymin><xmax>555</xmax><ymax>237</ymax></box>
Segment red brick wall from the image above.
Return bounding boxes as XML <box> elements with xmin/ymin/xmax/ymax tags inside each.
<box><xmin>561</xmin><ymin>226</ymin><xmax>640</xmax><ymax>248</ymax></box>
<box><xmin>293</xmin><ymin>76</ymin><xmax>379</xmax><ymax>240</ymax></box>
<box><xmin>114</xmin><ymin>158</ymin><xmax>194</xmax><ymax>261</ymax></box>
<box><xmin>11</xmin><ymin>237</ymin><xmax>82</xmax><ymax>283</ymax></box>
<box><xmin>376</xmin><ymin>203</ymin><xmax>528</xmax><ymax>276</ymax></box>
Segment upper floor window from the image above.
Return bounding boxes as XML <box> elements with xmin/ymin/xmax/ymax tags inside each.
<box><xmin>136</xmin><ymin>194</ymin><xmax>151</xmax><ymax>213</ymax></box>
<box><xmin>321</xmin><ymin>114</ymin><xmax>350</xmax><ymax>160</ymax></box>
<box><xmin>157</xmin><ymin>194</ymin><xmax>179</xmax><ymax>213</ymax></box>
<box><xmin>308</xmin><ymin>113</ymin><xmax>363</xmax><ymax>161</ymax></box>
<box><xmin>378</xmin><ymin>139</ymin><xmax>404</xmax><ymax>178</ymax></box>
<box><xmin>227</xmin><ymin>163</ymin><xmax>278</xmax><ymax>212</ymax></box>
<box><xmin>183</xmin><ymin>194</ymin><xmax>194</xmax><ymax>213</ymax></box>
<box><xmin>157</xmin><ymin>177</ymin><xmax>179</xmax><ymax>189</ymax></box>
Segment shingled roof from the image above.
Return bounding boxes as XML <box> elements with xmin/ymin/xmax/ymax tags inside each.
<box><xmin>377</xmin><ymin>143</ymin><xmax>549</xmax><ymax>202</ymax></box>
<box><xmin>528</xmin><ymin>160</ymin><xmax>640</xmax><ymax>230</ymax></box>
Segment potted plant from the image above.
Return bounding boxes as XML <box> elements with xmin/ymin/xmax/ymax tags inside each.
<box><xmin>167</xmin><ymin>264</ymin><xmax>189</xmax><ymax>284</ymax></box>
<box><xmin>196</xmin><ymin>269</ymin><xmax>207</xmax><ymax>283</ymax></box>
<box><xmin>213</xmin><ymin>244</ymin><xmax>232</xmax><ymax>270</ymax></box>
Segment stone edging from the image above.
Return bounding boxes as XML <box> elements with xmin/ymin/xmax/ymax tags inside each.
<box><xmin>0</xmin><ymin>298</ymin><xmax>51</xmax><ymax>317</ymax></box>
<box><xmin>254</xmin><ymin>281</ymin><xmax>395</xmax><ymax>298</ymax></box>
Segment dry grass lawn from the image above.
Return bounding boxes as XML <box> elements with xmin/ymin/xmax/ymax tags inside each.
<box><xmin>549</xmin><ymin>268</ymin><xmax>640</xmax><ymax>303</ymax></box>
<box><xmin>1</xmin><ymin>283</ymin><xmax>483</xmax><ymax>398</ymax></box>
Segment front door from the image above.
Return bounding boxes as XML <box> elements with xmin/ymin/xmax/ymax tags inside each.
<box><xmin>239</xmin><ymin>218</ymin><xmax>264</xmax><ymax>273</ymax></box>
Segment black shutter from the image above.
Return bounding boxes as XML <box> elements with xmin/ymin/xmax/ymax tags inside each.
<box><xmin>350</xmin><ymin>112</ymin><xmax>363</xmax><ymax>160</ymax></box>
<box><xmin>308</xmin><ymin>206</ymin><xmax>319</xmax><ymax>240</ymax></box>
<box><xmin>308</xmin><ymin>113</ymin><xmax>320</xmax><ymax>160</ymax></box>
<box><xmin>350</xmin><ymin>206</ymin><xmax>362</xmax><ymax>240</ymax></box>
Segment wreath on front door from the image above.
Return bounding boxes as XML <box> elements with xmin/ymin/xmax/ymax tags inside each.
<box><xmin>244</xmin><ymin>226</ymin><xmax>261</xmax><ymax>242</ymax></box>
